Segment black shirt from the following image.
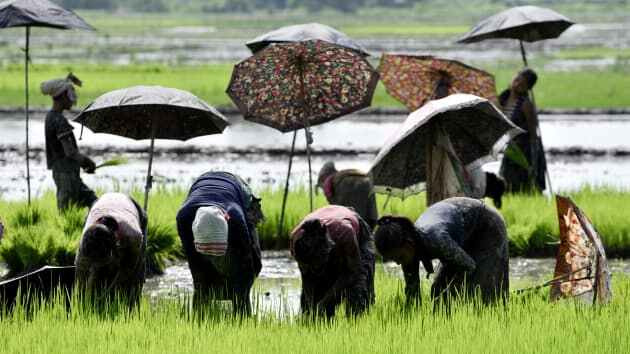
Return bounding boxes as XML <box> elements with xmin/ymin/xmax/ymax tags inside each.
<box><xmin>45</xmin><ymin>110</ymin><xmax>79</xmax><ymax>171</ymax></box>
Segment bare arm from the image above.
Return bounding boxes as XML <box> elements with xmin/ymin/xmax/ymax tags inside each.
<box><xmin>60</xmin><ymin>135</ymin><xmax>95</xmax><ymax>173</ymax></box>
<box><xmin>402</xmin><ymin>260</ymin><xmax>421</xmax><ymax>306</ymax></box>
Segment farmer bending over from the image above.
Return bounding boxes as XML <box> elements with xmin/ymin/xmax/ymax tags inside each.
<box><xmin>374</xmin><ymin>197</ymin><xmax>509</xmax><ymax>308</ymax></box>
<box><xmin>291</xmin><ymin>205</ymin><xmax>375</xmax><ymax>318</ymax></box>
<box><xmin>317</xmin><ymin>161</ymin><xmax>378</xmax><ymax>228</ymax></box>
<box><xmin>176</xmin><ymin>172</ymin><xmax>263</xmax><ymax>316</ymax></box>
<box><xmin>75</xmin><ymin>193</ymin><xmax>147</xmax><ymax>307</ymax></box>
<box><xmin>42</xmin><ymin>73</ymin><xmax>96</xmax><ymax>211</ymax></box>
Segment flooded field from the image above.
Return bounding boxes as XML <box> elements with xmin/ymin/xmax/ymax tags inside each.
<box><xmin>0</xmin><ymin>22</ymin><xmax>628</xmax><ymax>67</ymax></box>
<box><xmin>1</xmin><ymin>112</ymin><xmax>630</xmax><ymax>200</ymax></box>
<box><xmin>143</xmin><ymin>251</ymin><xmax>630</xmax><ymax>316</ymax></box>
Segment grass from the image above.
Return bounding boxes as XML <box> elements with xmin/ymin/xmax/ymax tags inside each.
<box><xmin>1</xmin><ymin>187</ymin><xmax>630</xmax><ymax>277</ymax></box>
<box><xmin>1</xmin><ymin>62</ymin><xmax>629</xmax><ymax>110</ymax></box>
<box><xmin>0</xmin><ymin>271</ymin><xmax>629</xmax><ymax>353</ymax></box>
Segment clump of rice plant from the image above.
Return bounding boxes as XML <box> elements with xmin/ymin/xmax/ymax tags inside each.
<box><xmin>10</xmin><ymin>204</ymin><xmax>45</xmax><ymax>228</ymax></box>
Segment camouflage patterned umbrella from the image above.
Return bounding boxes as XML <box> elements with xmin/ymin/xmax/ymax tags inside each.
<box><xmin>369</xmin><ymin>94</ymin><xmax>522</xmax><ymax>199</ymax></box>
<box><xmin>76</xmin><ymin>86</ymin><xmax>229</xmax><ymax>210</ymax></box>
<box><xmin>378</xmin><ymin>54</ymin><xmax>498</xmax><ymax>112</ymax></box>
<box><xmin>551</xmin><ymin>196</ymin><xmax>612</xmax><ymax>305</ymax></box>
<box><xmin>0</xmin><ymin>0</ymin><xmax>95</xmax><ymax>205</ymax></box>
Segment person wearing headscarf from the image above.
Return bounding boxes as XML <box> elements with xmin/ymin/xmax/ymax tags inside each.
<box><xmin>75</xmin><ymin>193</ymin><xmax>147</xmax><ymax>307</ymax></box>
<box><xmin>42</xmin><ymin>73</ymin><xmax>97</xmax><ymax>211</ymax></box>
<box><xmin>317</xmin><ymin>161</ymin><xmax>378</xmax><ymax>228</ymax></box>
<box><xmin>499</xmin><ymin>68</ymin><xmax>546</xmax><ymax>193</ymax></box>
<box><xmin>176</xmin><ymin>171</ymin><xmax>264</xmax><ymax>316</ymax></box>
<box><xmin>290</xmin><ymin>205</ymin><xmax>375</xmax><ymax>318</ymax></box>
<box><xmin>373</xmin><ymin>197</ymin><xmax>509</xmax><ymax>308</ymax></box>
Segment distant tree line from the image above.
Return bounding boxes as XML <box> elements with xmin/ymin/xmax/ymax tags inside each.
<box><xmin>59</xmin><ymin>0</ymin><xmax>628</xmax><ymax>13</ymax></box>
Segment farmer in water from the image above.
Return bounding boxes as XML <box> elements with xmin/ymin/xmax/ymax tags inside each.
<box><xmin>373</xmin><ymin>197</ymin><xmax>509</xmax><ymax>308</ymax></box>
<box><xmin>499</xmin><ymin>68</ymin><xmax>546</xmax><ymax>193</ymax></box>
<box><xmin>317</xmin><ymin>161</ymin><xmax>378</xmax><ymax>228</ymax></box>
<box><xmin>75</xmin><ymin>193</ymin><xmax>148</xmax><ymax>307</ymax></box>
<box><xmin>291</xmin><ymin>205</ymin><xmax>375</xmax><ymax>318</ymax></box>
<box><xmin>176</xmin><ymin>172</ymin><xmax>264</xmax><ymax>315</ymax></box>
<box><xmin>42</xmin><ymin>73</ymin><xmax>97</xmax><ymax>211</ymax></box>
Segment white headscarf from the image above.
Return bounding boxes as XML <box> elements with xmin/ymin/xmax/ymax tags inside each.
<box><xmin>40</xmin><ymin>73</ymin><xmax>82</xmax><ymax>104</ymax></box>
<box><xmin>192</xmin><ymin>206</ymin><xmax>229</xmax><ymax>256</ymax></box>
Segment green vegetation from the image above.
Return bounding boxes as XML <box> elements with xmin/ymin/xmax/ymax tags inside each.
<box><xmin>1</xmin><ymin>271</ymin><xmax>629</xmax><ymax>353</ymax></box>
<box><xmin>1</xmin><ymin>187</ymin><xmax>629</xmax><ymax>276</ymax></box>
<box><xmin>1</xmin><ymin>62</ymin><xmax>629</xmax><ymax>110</ymax></box>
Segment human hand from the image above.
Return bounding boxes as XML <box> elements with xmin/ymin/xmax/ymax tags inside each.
<box><xmin>82</xmin><ymin>157</ymin><xmax>96</xmax><ymax>174</ymax></box>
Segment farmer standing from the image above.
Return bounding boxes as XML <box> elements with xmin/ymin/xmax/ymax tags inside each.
<box><xmin>42</xmin><ymin>73</ymin><xmax>96</xmax><ymax>211</ymax></box>
<box><xmin>317</xmin><ymin>161</ymin><xmax>378</xmax><ymax>228</ymax></box>
<box><xmin>373</xmin><ymin>197</ymin><xmax>509</xmax><ymax>308</ymax></box>
<box><xmin>176</xmin><ymin>171</ymin><xmax>264</xmax><ymax>315</ymax></box>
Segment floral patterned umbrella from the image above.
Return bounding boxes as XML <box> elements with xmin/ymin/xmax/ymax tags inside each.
<box><xmin>227</xmin><ymin>39</ymin><xmax>379</xmax><ymax>133</ymax></box>
<box><xmin>379</xmin><ymin>53</ymin><xmax>498</xmax><ymax>112</ymax></box>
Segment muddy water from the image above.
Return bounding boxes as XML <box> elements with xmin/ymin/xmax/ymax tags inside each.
<box><xmin>2</xmin><ymin>113</ymin><xmax>630</xmax><ymax>200</ymax></box>
<box><xmin>143</xmin><ymin>251</ymin><xmax>630</xmax><ymax>316</ymax></box>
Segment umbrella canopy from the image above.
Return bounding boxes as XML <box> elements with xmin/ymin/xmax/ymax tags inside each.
<box><xmin>457</xmin><ymin>5</ymin><xmax>574</xmax><ymax>44</ymax></box>
<box><xmin>0</xmin><ymin>0</ymin><xmax>94</xmax><ymax>30</ymax></box>
<box><xmin>76</xmin><ymin>86</ymin><xmax>229</xmax><ymax>210</ymax></box>
<box><xmin>227</xmin><ymin>40</ymin><xmax>379</xmax><ymax>133</ymax></box>
<box><xmin>246</xmin><ymin>22</ymin><xmax>368</xmax><ymax>56</ymax></box>
<box><xmin>378</xmin><ymin>53</ymin><xmax>498</xmax><ymax>111</ymax></box>
<box><xmin>75</xmin><ymin>86</ymin><xmax>229</xmax><ymax>141</ymax></box>
<box><xmin>551</xmin><ymin>196</ymin><xmax>612</xmax><ymax>305</ymax></box>
<box><xmin>369</xmin><ymin>94</ymin><xmax>523</xmax><ymax>198</ymax></box>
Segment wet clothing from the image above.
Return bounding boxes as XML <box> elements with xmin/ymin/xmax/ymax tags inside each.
<box><xmin>45</xmin><ymin>110</ymin><xmax>96</xmax><ymax>210</ymax></box>
<box><xmin>291</xmin><ymin>205</ymin><xmax>375</xmax><ymax>318</ymax></box>
<box><xmin>408</xmin><ymin>197</ymin><xmax>509</xmax><ymax>306</ymax></box>
<box><xmin>75</xmin><ymin>193</ymin><xmax>147</xmax><ymax>304</ymax></box>
<box><xmin>322</xmin><ymin>169</ymin><xmax>378</xmax><ymax>228</ymax></box>
<box><xmin>176</xmin><ymin>171</ymin><xmax>261</xmax><ymax>314</ymax></box>
<box><xmin>499</xmin><ymin>90</ymin><xmax>546</xmax><ymax>193</ymax></box>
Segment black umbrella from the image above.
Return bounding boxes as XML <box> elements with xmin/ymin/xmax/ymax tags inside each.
<box><xmin>456</xmin><ymin>5</ymin><xmax>574</xmax><ymax>66</ymax></box>
<box><xmin>246</xmin><ymin>22</ymin><xmax>368</xmax><ymax>56</ymax></box>
<box><xmin>0</xmin><ymin>265</ymin><xmax>75</xmax><ymax>311</ymax></box>
<box><xmin>0</xmin><ymin>0</ymin><xmax>95</xmax><ymax>205</ymax></box>
<box><xmin>75</xmin><ymin>86</ymin><xmax>230</xmax><ymax>210</ymax></box>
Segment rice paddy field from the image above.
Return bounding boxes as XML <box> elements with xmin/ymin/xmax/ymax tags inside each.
<box><xmin>0</xmin><ymin>63</ymin><xmax>628</xmax><ymax>109</ymax></box>
<box><xmin>1</xmin><ymin>187</ymin><xmax>629</xmax><ymax>277</ymax></box>
<box><xmin>0</xmin><ymin>271</ymin><xmax>629</xmax><ymax>354</ymax></box>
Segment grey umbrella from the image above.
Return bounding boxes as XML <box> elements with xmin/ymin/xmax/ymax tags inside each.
<box><xmin>0</xmin><ymin>0</ymin><xmax>94</xmax><ymax>205</ymax></box>
<box><xmin>75</xmin><ymin>86</ymin><xmax>230</xmax><ymax>210</ymax></box>
<box><xmin>246</xmin><ymin>22</ymin><xmax>368</xmax><ymax>56</ymax></box>
<box><xmin>369</xmin><ymin>94</ymin><xmax>523</xmax><ymax>199</ymax></box>
<box><xmin>456</xmin><ymin>5</ymin><xmax>574</xmax><ymax>66</ymax></box>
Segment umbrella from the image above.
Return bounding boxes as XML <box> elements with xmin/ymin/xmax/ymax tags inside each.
<box><xmin>551</xmin><ymin>195</ymin><xmax>612</xmax><ymax>305</ymax></box>
<box><xmin>75</xmin><ymin>86</ymin><xmax>229</xmax><ymax>210</ymax></box>
<box><xmin>0</xmin><ymin>0</ymin><xmax>95</xmax><ymax>205</ymax></box>
<box><xmin>378</xmin><ymin>53</ymin><xmax>498</xmax><ymax>112</ymax></box>
<box><xmin>246</xmin><ymin>22</ymin><xmax>368</xmax><ymax>56</ymax></box>
<box><xmin>369</xmin><ymin>94</ymin><xmax>523</xmax><ymax>199</ymax></box>
<box><xmin>456</xmin><ymin>5</ymin><xmax>574</xmax><ymax>66</ymax></box>
<box><xmin>457</xmin><ymin>6</ymin><xmax>573</xmax><ymax>195</ymax></box>
<box><xmin>0</xmin><ymin>265</ymin><xmax>75</xmax><ymax>311</ymax></box>
<box><xmin>227</xmin><ymin>39</ymin><xmax>379</xmax><ymax>229</ymax></box>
